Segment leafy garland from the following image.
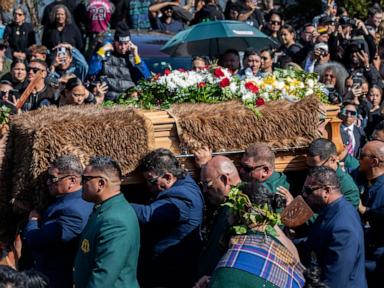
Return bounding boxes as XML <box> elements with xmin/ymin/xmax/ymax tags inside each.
<box><xmin>0</xmin><ymin>105</ymin><xmax>11</xmax><ymax>126</ymax></box>
<box><xmin>223</xmin><ymin>184</ymin><xmax>281</xmax><ymax>237</ymax></box>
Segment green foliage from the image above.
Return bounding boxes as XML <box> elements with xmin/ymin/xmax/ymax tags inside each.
<box><xmin>0</xmin><ymin>105</ymin><xmax>11</xmax><ymax>125</ymax></box>
<box><xmin>339</xmin><ymin>0</ymin><xmax>373</xmax><ymax>19</ymax></box>
<box><xmin>223</xmin><ymin>184</ymin><xmax>281</xmax><ymax>237</ymax></box>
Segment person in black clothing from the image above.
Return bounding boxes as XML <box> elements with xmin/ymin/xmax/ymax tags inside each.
<box><xmin>41</xmin><ymin>0</ymin><xmax>80</xmax><ymax>27</ymax></box>
<box><xmin>261</xmin><ymin>10</ymin><xmax>283</xmax><ymax>44</ymax></box>
<box><xmin>42</xmin><ymin>4</ymin><xmax>83</xmax><ymax>52</ymax></box>
<box><xmin>1</xmin><ymin>58</ymin><xmax>28</xmax><ymax>93</ymax></box>
<box><xmin>366</xmin><ymin>85</ymin><xmax>384</xmax><ymax>137</ymax></box>
<box><xmin>237</xmin><ymin>0</ymin><xmax>264</xmax><ymax>29</ymax></box>
<box><xmin>277</xmin><ymin>24</ymin><xmax>304</xmax><ymax>65</ymax></box>
<box><xmin>3</xmin><ymin>6</ymin><xmax>35</xmax><ymax>59</ymax></box>
<box><xmin>191</xmin><ymin>0</ymin><xmax>224</xmax><ymax>25</ymax></box>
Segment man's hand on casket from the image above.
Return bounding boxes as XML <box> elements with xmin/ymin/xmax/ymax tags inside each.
<box><xmin>192</xmin><ymin>146</ymin><xmax>212</xmax><ymax>168</ymax></box>
<box><xmin>276</xmin><ymin>186</ymin><xmax>294</xmax><ymax>207</ymax></box>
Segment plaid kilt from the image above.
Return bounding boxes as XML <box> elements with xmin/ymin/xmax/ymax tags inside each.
<box><xmin>216</xmin><ymin>234</ymin><xmax>306</xmax><ymax>288</ymax></box>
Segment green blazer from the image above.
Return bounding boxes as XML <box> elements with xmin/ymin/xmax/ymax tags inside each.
<box><xmin>264</xmin><ymin>171</ymin><xmax>290</xmax><ymax>193</ymax></box>
<box><xmin>73</xmin><ymin>193</ymin><xmax>140</xmax><ymax>288</ymax></box>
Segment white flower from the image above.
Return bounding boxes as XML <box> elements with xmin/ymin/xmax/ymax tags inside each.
<box><xmin>229</xmin><ymin>82</ymin><xmax>238</xmax><ymax>94</ymax></box>
<box><xmin>306</xmin><ymin>79</ymin><xmax>314</xmax><ymax>88</ymax></box>
<box><xmin>275</xmin><ymin>81</ymin><xmax>285</xmax><ymax>90</ymax></box>
<box><xmin>242</xmin><ymin>92</ymin><xmax>254</xmax><ymax>102</ymax></box>
<box><xmin>305</xmin><ymin>88</ymin><xmax>314</xmax><ymax>96</ymax></box>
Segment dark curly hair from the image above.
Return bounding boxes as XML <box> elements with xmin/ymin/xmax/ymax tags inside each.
<box><xmin>243</xmin><ymin>182</ymin><xmax>286</xmax><ymax>211</ymax></box>
<box><xmin>139</xmin><ymin>148</ymin><xmax>186</xmax><ymax>179</ymax></box>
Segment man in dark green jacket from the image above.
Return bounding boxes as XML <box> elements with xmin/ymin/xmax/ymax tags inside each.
<box><xmin>305</xmin><ymin>138</ymin><xmax>360</xmax><ymax>208</ymax></box>
<box><xmin>73</xmin><ymin>156</ymin><xmax>140</xmax><ymax>288</ymax></box>
<box><xmin>239</xmin><ymin>143</ymin><xmax>290</xmax><ymax>193</ymax></box>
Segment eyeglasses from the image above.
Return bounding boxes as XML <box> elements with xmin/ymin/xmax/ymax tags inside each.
<box><xmin>341</xmin><ymin>109</ymin><xmax>357</xmax><ymax>117</ymax></box>
<box><xmin>302</xmin><ymin>186</ymin><xmax>325</xmax><ymax>195</ymax></box>
<box><xmin>46</xmin><ymin>174</ymin><xmax>76</xmax><ymax>183</ymax></box>
<box><xmin>146</xmin><ymin>175</ymin><xmax>163</xmax><ymax>185</ymax></box>
<box><xmin>199</xmin><ymin>174</ymin><xmax>223</xmax><ymax>189</ymax></box>
<box><xmin>240</xmin><ymin>163</ymin><xmax>265</xmax><ymax>174</ymax></box>
<box><xmin>14</xmin><ymin>13</ymin><xmax>24</xmax><ymax>16</ymax></box>
<box><xmin>28</xmin><ymin>67</ymin><xmax>45</xmax><ymax>73</ymax></box>
<box><xmin>359</xmin><ymin>152</ymin><xmax>376</xmax><ymax>160</ymax></box>
<box><xmin>270</xmin><ymin>20</ymin><xmax>281</xmax><ymax>25</ymax></box>
<box><xmin>81</xmin><ymin>175</ymin><xmax>104</xmax><ymax>184</ymax></box>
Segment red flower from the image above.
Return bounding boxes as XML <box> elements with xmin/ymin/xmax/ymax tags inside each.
<box><xmin>178</xmin><ymin>68</ymin><xmax>186</xmax><ymax>72</ymax></box>
<box><xmin>219</xmin><ymin>78</ymin><xmax>230</xmax><ymax>88</ymax></box>
<box><xmin>244</xmin><ymin>82</ymin><xmax>259</xmax><ymax>93</ymax></box>
<box><xmin>197</xmin><ymin>82</ymin><xmax>206</xmax><ymax>88</ymax></box>
<box><xmin>255</xmin><ymin>98</ymin><xmax>265</xmax><ymax>107</ymax></box>
<box><xmin>214</xmin><ymin>68</ymin><xmax>225</xmax><ymax>78</ymax></box>
<box><xmin>164</xmin><ymin>69</ymin><xmax>171</xmax><ymax>76</ymax></box>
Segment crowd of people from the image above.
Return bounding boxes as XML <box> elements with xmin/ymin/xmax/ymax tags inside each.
<box><xmin>1</xmin><ymin>0</ymin><xmax>384</xmax><ymax>287</ymax></box>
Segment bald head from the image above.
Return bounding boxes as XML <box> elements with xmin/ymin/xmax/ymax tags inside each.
<box><xmin>360</xmin><ymin>140</ymin><xmax>384</xmax><ymax>179</ymax></box>
<box><xmin>366</xmin><ymin>140</ymin><xmax>384</xmax><ymax>161</ymax></box>
<box><xmin>206</xmin><ymin>156</ymin><xmax>241</xmax><ymax>180</ymax></box>
<box><xmin>200</xmin><ymin>156</ymin><xmax>241</xmax><ymax>206</ymax></box>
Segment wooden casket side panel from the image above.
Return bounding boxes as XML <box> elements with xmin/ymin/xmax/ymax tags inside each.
<box><xmin>123</xmin><ymin>105</ymin><xmax>341</xmax><ymax>184</ymax></box>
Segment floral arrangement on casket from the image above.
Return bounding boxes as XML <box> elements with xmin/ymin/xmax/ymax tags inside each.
<box><xmin>111</xmin><ymin>66</ymin><xmax>328</xmax><ymax>112</ymax></box>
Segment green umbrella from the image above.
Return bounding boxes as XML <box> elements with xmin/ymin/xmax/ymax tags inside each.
<box><xmin>161</xmin><ymin>20</ymin><xmax>279</xmax><ymax>57</ymax></box>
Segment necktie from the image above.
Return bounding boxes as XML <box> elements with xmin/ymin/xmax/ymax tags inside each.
<box><xmin>346</xmin><ymin>128</ymin><xmax>354</xmax><ymax>155</ymax></box>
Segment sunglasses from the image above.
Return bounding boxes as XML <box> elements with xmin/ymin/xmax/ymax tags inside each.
<box><xmin>270</xmin><ymin>20</ymin><xmax>281</xmax><ymax>25</ymax></box>
<box><xmin>342</xmin><ymin>110</ymin><xmax>357</xmax><ymax>116</ymax></box>
<box><xmin>359</xmin><ymin>152</ymin><xmax>377</xmax><ymax>160</ymax></box>
<box><xmin>14</xmin><ymin>13</ymin><xmax>24</xmax><ymax>16</ymax></box>
<box><xmin>302</xmin><ymin>186</ymin><xmax>324</xmax><ymax>195</ymax></box>
<box><xmin>240</xmin><ymin>163</ymin><xmax>265</xmax><ymax>173</ymax></box>
<box><xmin>46</xmin><ymin>174</ymin><xmax>76</xmax><ymax>183</ymax></box>
<box><xmin>81</xmin><ymin>175</ymin><xmax>104</xmax><ymax>184</ymax></box>
<box><xmin>28</xmin><ymin>67</ymin><xmax>45</xmax><ymax>73</ymax></box>
<box><xmin>146</xmin><ymin>175</ymin><xmax>163</xmax><ymax>185</ymax></box>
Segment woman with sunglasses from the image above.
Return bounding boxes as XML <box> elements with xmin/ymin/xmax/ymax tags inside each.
<box><xmin>261</xmin><ymin>10</ymin><xmax>283</xmax><ymax>44</ymax></box>
<box><xmin>3</xmin><ymin>5</ymin><xmax>35</xmax><ymax>59</ymax></box>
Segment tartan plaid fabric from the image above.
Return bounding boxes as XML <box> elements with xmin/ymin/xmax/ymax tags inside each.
<box><xmin>216</xmin><ymin>234</ymin><xmax>306</xmax><ymax>288</ymax></box>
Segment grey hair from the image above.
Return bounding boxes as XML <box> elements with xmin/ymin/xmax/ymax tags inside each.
<box><xmin>88</xmin><ymin>156</ymin><xmax>122</xmax><ymax>179</ymax></box>
<box><xmin>49</xmin><ymin>4</ymin><xmax>72</xmax><ymax>25</ymax></box>
<box><xmin>51</xmin><ymin>155</ymin><xmax>83</xmax><ymax>175</ymax></box>
<box><xmin>13</xmin><ymin>5</ymin><xmax>27</xmax><ymax>16</ymax></box>
<box><xmin>315</xmin><ymin>62</ymin><xmax>348</xmax><ymax>96</ymax></box>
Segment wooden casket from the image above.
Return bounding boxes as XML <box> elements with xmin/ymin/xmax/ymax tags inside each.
<box><xmin>123</xmin><ymin>103</ymin><xmax>342</xmax><ymax>184</ymax></box>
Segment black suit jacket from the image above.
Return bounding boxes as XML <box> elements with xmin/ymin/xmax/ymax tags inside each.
<box><xmin>340</xmin><ymin>125</ymin><xmax>366</xmax><ymax>157</ymax></box>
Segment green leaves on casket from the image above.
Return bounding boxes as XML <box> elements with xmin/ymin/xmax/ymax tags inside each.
<box><xmin>223</xmin><ymin>184</ymin><xmax>281</xmax><ymax>237</ymax></box>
